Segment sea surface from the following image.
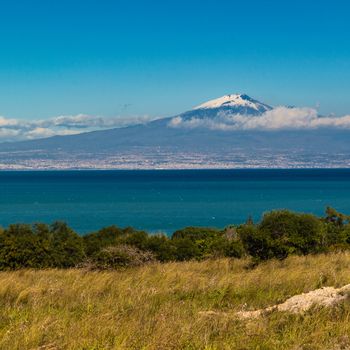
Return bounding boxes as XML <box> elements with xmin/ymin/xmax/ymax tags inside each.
<box><xmin>1</xmin><ymin>169</ymin><xmax>350</xmax><ymax>234</ymax></box>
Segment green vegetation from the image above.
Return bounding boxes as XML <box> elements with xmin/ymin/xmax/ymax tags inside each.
<box><xmin>1</xmin><ymin>207</ymin><xmax>350</xmax><ymax>270</ymax></box>
<box><xmin>1</xmin><ymin>208</ymin><xmax>350</xmax><ymax>349</ymax></box>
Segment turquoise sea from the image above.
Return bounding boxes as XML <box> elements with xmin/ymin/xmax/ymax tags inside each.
<box><xmin>1</xmin><ymin>169</ymin><xmax>350</xmax><ymax>234</ymax></box>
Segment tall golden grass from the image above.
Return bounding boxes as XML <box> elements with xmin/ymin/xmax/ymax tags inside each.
<box><xmin>1</xmin><ymin>253</ymin><xmax>350</xmax><ymax>349</ymax></box>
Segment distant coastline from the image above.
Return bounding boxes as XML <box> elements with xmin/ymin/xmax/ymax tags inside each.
<box><xmin>1</xmin><ymin>165</ymin><xmax>350</xmax><ymax>171</ymax></box>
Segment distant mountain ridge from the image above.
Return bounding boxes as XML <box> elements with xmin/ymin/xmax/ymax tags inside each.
<box><xmin>0</xmin><ymin>94</ymin><xmax>349</xmax><ymax>169</ymax></box>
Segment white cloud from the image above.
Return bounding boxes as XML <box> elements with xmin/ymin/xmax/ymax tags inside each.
<box><xmin>0</xmin><ymin>128</ymin><xmax>21</xmax><ymax>138</ymax></box>
<box><xmin>25</xmin><ymin>127</ymin><xmax>81</xmax><ymax>139</ymax></box>
<box><xmin>38</xmin><ymin>114</ymin><xmax>156</xmax><ymax>129</ymax></box>
<box><xmin>168</xmin><ymin>107</ymin><xmax>350</xmax><ymax>131</ymax></box>
<box><xmin>1</xmin><ymin>106</ymin><xmax>350</xmax><ymax>143</ymax></box>
<box><xmin>0</xmin><ymin>114</ymin><xmax>159</xmax><ymax>142</ymax></box>
<box><xmin>0</xmin><ymin>116</ymin><xmax>19</xmax><ymax>127</ymax></box>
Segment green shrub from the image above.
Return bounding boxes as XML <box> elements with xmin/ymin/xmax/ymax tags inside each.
<box><xmin>224</xmin><ymin>239</ymin><xmax>245</xmax><ymax>258</ymax></box>
<box><xmin>50</xmin><ymin>222</ymin><xmax>85</xmax><ymax>268</ymax></box>
<box><xmin>0</xmin><ymin>224</ymin><xmax>52</xmax><ymax>269</ymax></box>
<box><xmin>143</xmin><ymin>235</ymin><xmax>176</xmax><ymax>262</ymax></box>
<box><xmin>83</xmin><ymin>225</ymin><xmax>126</xmax><ymax>256</ymax></box>
<box><xmin>0</xmin><ymin>222</ymin><xmax>85</xmax><ymax>269</ymax></box>
<box><xmin>172</xmin><ymin>227</ymin><xmax>220</xmax><ymax>241</ymax></box>
<box><xmin>118</xmin><ymin>230</ymin><xmax>149</xmax><ymax>250</ymax></box>
<box><xmin>239</xmin><ymin>210</ymin><xmax>326</xmax><ymax>261</ymax></box>
<box><xmin>171</xmin><ymin>237</ymin><xmax>201</xmax><ymax>261</ymax></box>
<box><xmin>172</xmin><ymin>227</ymin><xmax>238</xmax><ymax>259</ymax></box>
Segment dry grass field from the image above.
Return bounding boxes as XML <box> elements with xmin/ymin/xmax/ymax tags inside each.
<box><xmin>1</xmin><ymin>253</ymin><xmax>350</xmax><ymax>349</ymax></box>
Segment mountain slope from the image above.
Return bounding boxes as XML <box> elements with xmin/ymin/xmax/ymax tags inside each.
<box><xmin>0</xmin><ymin>94</ymin><xmax>271</xmax><ymax>152</ymax></box>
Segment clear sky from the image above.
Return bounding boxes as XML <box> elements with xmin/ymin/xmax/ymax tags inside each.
<box><xmin>1</xmin><ymin>0</ymin><xmax>350</xmax><ymax>121</ymax></box>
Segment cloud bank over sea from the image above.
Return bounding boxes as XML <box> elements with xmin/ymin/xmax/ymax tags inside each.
<box><xmin>169</xmin><ymin>107</ymin><xmax>350</xmax><ymax>131</ymax></box>
<box><xmin>0</xmin><ymin>114</ymin><xmax>158</xmax><ymax>142</ymax></box>
<box><xmin>1</xmin><ymin>104</ymin><xmax>350</xmax><ymax>142</ymax></box>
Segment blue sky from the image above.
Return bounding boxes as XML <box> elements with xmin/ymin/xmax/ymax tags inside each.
<box><xmin>0</xmin><ymin>0</ymin><xmax>349</xmax><ymax>123</ymax></box>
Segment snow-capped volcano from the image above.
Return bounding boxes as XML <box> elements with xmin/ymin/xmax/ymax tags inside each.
<box><xmin>171</xmin><ymin>93</ymin><xmax>272</xmax><ymax>122</ymax></box>
<box><xmin>193</xmin><ymin>94</ymin><xmax>272</xmax><ymax>114</ymax></box>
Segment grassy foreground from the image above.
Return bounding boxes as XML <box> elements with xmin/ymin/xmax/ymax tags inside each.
<box><xmin>1</xmin><ymin>253</ymin><xmax>350</xmax><ymax>349</ymax></box>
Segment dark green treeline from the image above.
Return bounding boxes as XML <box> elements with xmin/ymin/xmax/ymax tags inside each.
<box><xmin>0</xmin><ymin>207</ymin><xmax>349</xmax><ymax>270</ymax></box>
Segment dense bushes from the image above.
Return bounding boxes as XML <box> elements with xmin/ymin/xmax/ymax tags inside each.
<box><xmin>1</xmin><ymin>208</ymin><xmax>350</xmax><ymax>270</ymax></box>
<box><xmin>0</xmin><ymin>222</ymin><xmax>85</xmax><ymax>269</ymax></box>
<box><xmin>171</xmin><ymin>227</ymin><xmax>244</xmax><ymax>260</ymax></box>
<box><xmin>239</xmin><ymin>211</ymin><xmax>326</xmax><ymax>261</ymax></box>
